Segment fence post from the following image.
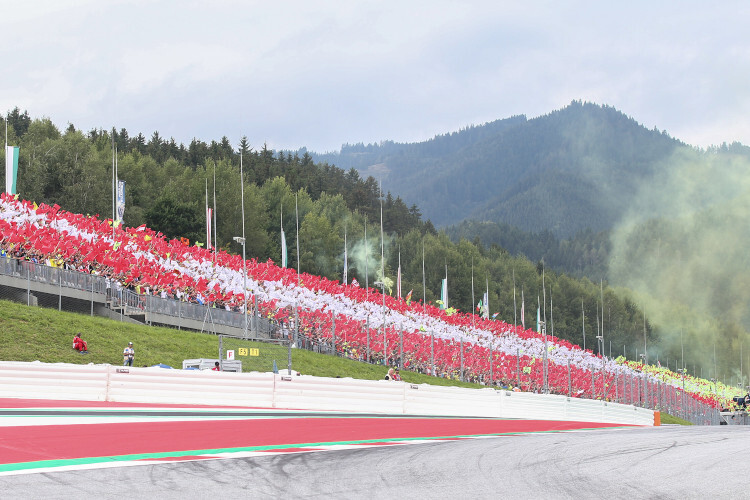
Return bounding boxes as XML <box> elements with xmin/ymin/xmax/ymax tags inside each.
<box><xmin>58</xmin><ymin>268</ymin><xmax>62</xmax><ymax>311</ymax></box>
<box><xmin>638</xmin><ymin>375</ymin><xmax>642</xmax><ymax>407</ymax></box>
<box><xmin>295</xmin><ymin>303</ymin><xmax>299</xmax><ymax>348</ymax></box>
<box><xmin>567</xmin><ymin>360</ymin><xmax>572</xmax><ymax>397</ymax></box>
<box><xmin>430</xmin><ymin>333</ymin><xmax>435</xmax><ymax>376</ymax></box>
<box><xmin>366</xmin><ymin>317</ymin><xmax>370</xmax><ymax>364</ymax></box>
<box><xmin>287</xmin><ymin>338</ymin><xmax>292</xmax><ymax>375</ymax></box>
<box><xmin>383</xmin><ymin>322</ymin><xmax>388</xmax><ymax>365</ymax></box>
<box><xmin>629</xmin><ymin>374</ymin><xmax>633</xmax><ymax>405</ymax></box>
<box><xmin>399</xmin><ymin>324</ymin><xmax>403</xmax><ymax>370</ymax></box>
<box><xmin>26</xmin><ymin>264</ymin><xmax>30</xmax><ymax>306</ymax></box>
<box><xmin>331</xmin><ymin>315</ymin><xmax>336</xmax><ymax>357</ymax></box>
<box><xmin>253</xmin><ymin>294</ymin><xmax>258</xmax><ymax>334</ymax></box>
<box><xmin>218</xmin><ymin>335</ymin><xmax>223</xmax><ymax>368</ymax></box>
<box><xmin>489</xmin><ymin>343</ymin><xmax>493</xmax><ymax>387</ymax></box>
<box><xmin>592</xmin><ymin>369</ymin><xmax>596</xmax><ymax>400</ymax></box>
<box><xmin>460</xmin><ymin>339</ymin><xmax>464</xmax><ymax>382</ymax></box>
<box><xmin>178</xmin><ymin>299</ymin><xmax>181</xmax><ymax>331</ymax></box>
<box><xmin>516</xmin><ymin>349</ymin><xmax>520</xmax><ymax>387</ymax></box>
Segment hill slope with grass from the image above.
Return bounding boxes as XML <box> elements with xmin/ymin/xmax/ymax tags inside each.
<box><xmin>0</xmin><ymin>299</ymin><xmax>480</xmax><ymax>389</ymax></box>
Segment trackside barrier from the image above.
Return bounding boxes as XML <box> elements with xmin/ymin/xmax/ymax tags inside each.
<box><xmin>403</xmin><ymin>384</ymin><xmax>500</xmax><ymax>418</ymax></box>
<box><xmin>273</xmin><ymin>376</ymin><xmax>405</xmax><ymax>413</ymax></box>
<box><xmin>0</xmin><ymin>361</ymin><xmax>109</xmax><ymax>401</ymax></box>
<box><xmin>106</xmin><ymin>369</ymin><xmax>275</xmax><ymax>407</ymax></box>
<box><xmin>0</xmin><ymin>361</ymin><xmax>655</xmax><ymax>425</ymax></box>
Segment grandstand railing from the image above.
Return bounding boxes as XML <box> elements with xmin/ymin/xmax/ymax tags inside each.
<box><xmin>0</xmin><ymin>257</ymin><xmax>108</xmax><ymax>296</ymax></box>
<box><xmin>0</xmin><ymin>256</ymin><xmax>726</xmax><ymax>424</ymax></box>
<box><xmin>0</xmin><ymin>256</ymin><xmax>278</xmax><ymax>338</ymax></box>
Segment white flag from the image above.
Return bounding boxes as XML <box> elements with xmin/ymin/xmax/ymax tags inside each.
<box><xmin>116</xmin><ymin>180</ymin><xmax>125</xmax><ymax>225</ymax></box>
<box><xmin>5</xmin><ymin>146</ymin><xmax>18</xmax><ymax>195</ymax></box>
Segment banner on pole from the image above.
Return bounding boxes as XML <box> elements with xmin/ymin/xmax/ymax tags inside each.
<box><xmin>5</xmin><ymin>146</ymin><xmax>19</xmax><ymax>195</ymax></box>
<box><xmin>116</xmin><ymin>179</ymin><xmax>125</xmax><ymax>225</ymax></box>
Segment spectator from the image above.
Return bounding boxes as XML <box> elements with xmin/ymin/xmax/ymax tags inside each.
<box><xmin>212</xmin><ymin>361</ymin><xmax>221</xmax><ymax>371</ymax></box>
<box><xmin>385</xmin><ymin>368</ymin><xmax>395</xmax><ymax>380</ymax></box>
<box><xmin>73</xmin><ymin>332</ymin><xmax>88</xmax><ymax>354</ymax></box>
<box><xmin>393</xmin><ymin>368</ymin><xmax>401</xmax><ymax>381</ymax></box>
<box><xmin>123</xmin><ymin>341</ymin><xmax>134</xmax><ymax>366</ymax></box>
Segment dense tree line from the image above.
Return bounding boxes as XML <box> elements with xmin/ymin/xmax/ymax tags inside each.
<box><xmin>447</xmin><ymin>221</ymin><xmax>610</xmax><ymax>282</ymax></box>
<box><xmin>4</xmin><ymin>108</ymin><xmax>740</xmax><ymax>377</ymax></box>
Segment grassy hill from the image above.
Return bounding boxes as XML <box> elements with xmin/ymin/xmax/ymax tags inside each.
<box><xmin>0</xmin><ymin>299</ymin><xmax>480</xmax><ymax>388</ymax></box>
<box><xmin>0</xmin><ymin>299</ymin><xmax>694</xmax><ymax>423</ymax></box>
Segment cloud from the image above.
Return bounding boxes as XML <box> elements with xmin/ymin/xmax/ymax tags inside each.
<box><xmin>2</xmin><ymin>1</ymin><xmax>749</xmax><ymax>152</ymax></box>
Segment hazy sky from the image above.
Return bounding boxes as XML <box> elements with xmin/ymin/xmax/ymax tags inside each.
<box><xmin>4</xmin><ymin>1</ymin><xmax>748</xmax><ymax>153</ymax></box>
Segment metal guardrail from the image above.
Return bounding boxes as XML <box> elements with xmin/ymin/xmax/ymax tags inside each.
<box><xmin>0</xmin><ymin>257</ymin><xmax>108</xmax><ymax>295</ymax></box>
<box><xmin>0</xmin><ymin>256</ymin><xmax>278</xmax><ymax>336</ymax></box>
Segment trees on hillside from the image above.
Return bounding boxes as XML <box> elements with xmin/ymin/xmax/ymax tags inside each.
<box><xmin>0</xmin><ymin>110</ymin><xmax>722</xmax><ymax>375</ymax></box>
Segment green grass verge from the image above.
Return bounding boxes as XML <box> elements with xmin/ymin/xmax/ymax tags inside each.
<box><xmin>658</xmin><ymin>413</ymin><xmax>693</xmax><ymax>425</ymax></box>
<box><xmin>0</xmin><ymin>299</ymin><xmax>482</xmax><ymax>388</ymax></box>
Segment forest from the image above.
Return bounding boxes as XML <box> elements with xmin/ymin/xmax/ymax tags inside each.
<box><xmin>1</xmin><ymin>107</ymin><xmax>741</xmax><ymax>379</ymax></box>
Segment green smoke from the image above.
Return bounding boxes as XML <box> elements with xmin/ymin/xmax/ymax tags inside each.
<box><xmin>609</xmin><ymin>144</ymin><xmax>750</xmax><ymax>383</ymax></box>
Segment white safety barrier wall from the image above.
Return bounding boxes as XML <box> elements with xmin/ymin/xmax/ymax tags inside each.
<box><xmin>0</xmin><ymin>361</ymin><xmax>655</xmax><ymax>425</ymax></box>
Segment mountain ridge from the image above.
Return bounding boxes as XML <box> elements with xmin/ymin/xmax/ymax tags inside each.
<box><xmin>308</xmin><ymin>101</ymin><xmax>686</xmax><ymax>238</ymax></box>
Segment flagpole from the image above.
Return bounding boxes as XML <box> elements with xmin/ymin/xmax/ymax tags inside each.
<box><xmin>280</xmin><ymin>201</ymin><xmax>284</xmax><ymax>266</ymax></box>
<box><xmin>485</xmin><ymin>276</ymin><xmax>489</xmax><ymax>320</ymax></box>
<box><xmin>643</xmin><ymin>305</ymin><xmax>647</xmax><ymax>365</ymax></box>
<box><xmin>380</xmin><ymin>183</ymin><xmax>384</xmax><ymax>292</ymax></box>
<box><xmin>444</xmin><ymin>261</ymin><xmax>448</xmax><ymax>309</ymax></box>
<box><xmin>240</xmin><ymin>152</ymin><xmax>247</xmax><ymax>337</ymax></box>
<box><xmin>422</xmin><ymin>239</ymin><xmax>426</xmax><ymax>313</ymax></box>
<box><xmin>364</xmin><ymin>216</ymin><xmax>368</xmax><ymax>301</ymax></box>
<box><xmin>471</xmin><ymin>258</ymin><xmax>475</xmax><ymax>328</ymax></box>
<box><xmin>113</xmin><ymin>146</ymin><xmax>118</xmax><ymax>240</ymax></box>
<box><xmin>397</xmin><ymin>245</ymin><xmax>401</xmax><ymax>299</ymax></box>
<box><xmin>205</xmin><ymin>178</ymin><xmax>210</xmax><ymax>250</ymax></box>
<box><xmin>599</xmin><ymin>280</ymin><xmax>608</xmax><ymax>365</ymax></box>
<box><xmin>542</xmin><ymin>265</ymin><xmax>548</xmax><ymax>393</ymax></box>
<box><xmin>111</xmin><ymin>133</ymin><xmax>115</xmax><ymax>239</ymax></box>
<box><xmin>295</xmin><ymin>193</ymin><xmax>300</xmax><ymax>280</ymax></box>
<box><xmin>379</xmin><ymin>183</ymin><xmax>386</xmax><ymax>361</ymax></box>
<box><xmin>550</xmin><ymin>286</ymin><xmax>554</xmax><ymax>337</ymax></box>
<box><xmin>513</xmin><ymin>269</ymin><xmax>517</xmax><ymax>328</ymax></box>
<box><xmin>343</xmin><ymin>226</ymin><xmax>347</xmax><ymax>285</ymax></box>
<box><xmin>212</xmin><ymin>162</ymin><xmax>217</xmax><ymax>263</ymax></box>
<box><xmin>582</xmin><ymin>299</ymin><xmax>586</xmax><ymax>351</ymax></box>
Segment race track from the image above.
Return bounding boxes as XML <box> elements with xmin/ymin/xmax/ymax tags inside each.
<box><xmin>1</xmin><ymin>399</ymin><xmax>748</xmax><ymax>499</ymax></box>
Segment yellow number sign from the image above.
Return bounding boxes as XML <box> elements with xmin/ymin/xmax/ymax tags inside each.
<box><xmin>237</xmin><ymin>347</ymin><xmax>259</xmax><ymax>356</ymax></box>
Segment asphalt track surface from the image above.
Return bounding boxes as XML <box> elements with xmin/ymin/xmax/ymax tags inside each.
<box><xmin>2</xmin><ymin>400</ymin><xmax>749</xmax><ymax>499</ymax></box>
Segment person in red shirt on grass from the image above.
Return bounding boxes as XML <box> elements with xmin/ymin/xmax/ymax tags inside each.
<box><xmin>73</xmin><ymin>333</ymin><xmax>88</xmax><ymax>354</ymax></box>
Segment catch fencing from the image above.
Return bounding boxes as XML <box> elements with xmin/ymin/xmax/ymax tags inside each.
<box><xmin>0</xmin><ymin>256</ymin><xmax>723</xmax><ymax>424</ymax></box>
<box><xmin>218</xmin><ymin>334</ymin><xmax>293</xmax><ymax>375</ymax></box>
<box><xmin>282</xmin><ymin>306</ymin><xmax>722</xmax><ymax>426</ymax></box>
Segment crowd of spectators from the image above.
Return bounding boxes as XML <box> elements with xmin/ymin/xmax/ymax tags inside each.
<box><xmin>0</xmin><ymin>194</ymin><xmax>729</xmax><ymax>411</ymax></box>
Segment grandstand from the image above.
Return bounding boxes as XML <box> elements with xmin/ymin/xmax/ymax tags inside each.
<box><xmin>0</xmin><ymin>193</ymin><xmax>736</xmax><ymax>423</ymax></box>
